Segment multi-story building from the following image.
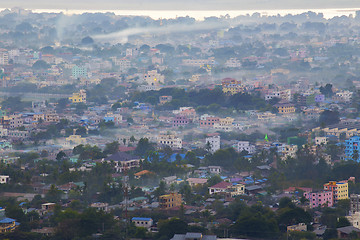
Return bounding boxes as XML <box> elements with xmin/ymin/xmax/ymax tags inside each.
<box><xmin>69</xmin><ymin>89</ymin><xmax>86</xmax><ymax>103</ymax></box>
<box><xmin>324</xmin><ymin>180</ymin><xmax>349</xmax><ymax>203</ymax></box>
<box><xmin>143</xmin><ymin>70</ymin><xmax>164</xmax><ymax>85</ymax></box>
<box><xmin>158</xmin><ymin>133</ymin><xmax>182</xmax><ymax>149</ymax></box>
<box><xmin>172</xmin><ymin>115</ymin><xmax>191</xmax><ymax>127</ymax></box>
<box><xmin>304</xmin><ymin>191</ymin><xmax>333</xmax><ymax>208</ymax></box>
<box><xmin>72</xmin><ymin>65</ymin><xmax>88</xmax><ymax>79</ymax></box>
<box><xmin>9</xmin><ymin>114</ymin><xmax>23</xmax><ymax>129</ymax></box>
<box><xmin>257</xmin><ymin>112</ymin><xmax>276</xmax><ymax>121</ymax></box>
<box><xmin>208</xmin><ymin>181</ymin><xmax>245</xmax><ymax>197</ymax></box>
<box><xmin>0</xmin><ymin>51</ymin><xmax>9</xmax><ymax>65</ymax></box>
<box><xmin>182</xmin><ymin>58</ymin><xmax>215</xmax><ymax>67</ymax></box>
<box><xmin>103</xmin><ymin>152</ymin><xmax>141</xmax><ymax>173</ymax></box>
<box><xmin>205</xmin><ymin>135</ymin><xmax>220</xmax><ymax>153</ymax></box>
<box><xmin>199</xmin><ymin>114</ymin><xmax>219</xmax><ymax>127</ymax></box>
<box><xmin>345</xmin><ymin>136</ymin><xmax>360</xmax><ymax>161</ymax></box>
<box><xmin>274</xmin><ymin>102</ymin><xmax>296</xmax><ymax>114</ymax></box>
<box><xmin>315</xmin><ymin>137</ymin><xmax>328</xmax><ymax>145</ymax></box>
<box><xmin>159</xmin><ymin>193</ymin><xmax>182</xmax><ymax>209</ymax></box>
<box><xmin>221</xmin><ymin>78</ymin><xmax>244</xmax><ymax>95</ymax></box>
<box><xmin>350</xmin><ymin>194</ymin><xmax>360</xmax><ymax>215</ymax></box>
<box><xmin>279</xmin><ymin>144</ymin><xmax>298</xmax><ymax>160</ymax></box>
<box><xmin>265</xmin><ymin>89</ymin><xmax>292</xmax><ymax>101</ymax></box>
<box><xmin>236</xmin><ymin>141</ymin><xmax>256</xmax><ymax>154</ymax></box>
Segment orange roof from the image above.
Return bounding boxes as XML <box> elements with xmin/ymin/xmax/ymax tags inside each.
<box><xmin>134</xmin><ymin>170</ymin><xmax>154</xmax><ymax>176</ymax></box>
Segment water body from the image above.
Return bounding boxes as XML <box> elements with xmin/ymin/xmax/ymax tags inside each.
<box><xmin>1</xmin><ymin>8</ymin><xmax>359</xmax><ymax>20</ymax></box>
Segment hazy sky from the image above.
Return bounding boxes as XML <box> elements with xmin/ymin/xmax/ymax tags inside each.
<box><xmin>1</xmin><ymin>0</ymin><xmax>360</xmax><ymax>11</ymax></box>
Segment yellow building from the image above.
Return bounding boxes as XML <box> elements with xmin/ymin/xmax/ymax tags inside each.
<box><xmin>69</xmin><ymin>89</ymin><xmax>86</xmax><ymax>103</ymax></box>
<box><xmin>221</xmin><ymin>78</ymin><xmax>244</xmax><ymax>95</ymax></box>
<box><xmin>159</xmin><ymin>193</ymin><xmax>182</xmax><ymax>209</ymax></box>
<box><xmin>324</xmin><ymin>181</ymin><xmax>348</xmax><ymax>202</ymax></box>
<box><xmin>275</xmin><ymin>102</ymin><xmax>295</xmax><ymax>114</ymax></box>
<box><xmin>65</xmin><ymin>135</ymin><xmax>86</xmax><ymax>146</ymax></box>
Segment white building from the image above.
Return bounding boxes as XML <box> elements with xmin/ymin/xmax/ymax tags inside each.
<box><xmin>132</xmin><ymin>217</ymin><xmax>153</xmax><ymax>231</ymax></box>
<box><xmin>208</xmin><ymin>166</ymin><xmax>222</xmax><ymax>175</ymax></box>
<box><xmin>0</xmin><ymin>175</ymin><xmax>10</xmax><ymax>184</ymax></box>
<box><xmin>315</xmin><ymin>137</ymin><xmax>328</xmax><ymax>145</ymax></box>
<box><xmin>205</xmin><ymin>136</ymin><xmax>220</xmax><ymax>153</ymax></box>
<box><xmin>143</xmin><ymin>70</ymin><xmax>164</xmax><ymax>85</ymax></box>
<box><xmin>158</xmin><ymin>133</ymin><xmax>182</xmax><ymax>149</ymax></box>
<box><xmin>236</xmin><ymin>141</ymin><xmax>256</xmax><ymax>154</ymax></box>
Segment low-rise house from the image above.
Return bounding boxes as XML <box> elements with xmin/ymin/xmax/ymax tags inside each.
<box><xmin>163</xmin><ymin>176</ymin><xmax>177</xmax><ymax>185</ymax></box>
<box><xmin>0</xmin><ymin>175</ymin><xmax>9</xmax><ymax>184</ymax></box>
<box><xmin>315</xmin><ymin>137</ymin><xmax>328</xmax><ymax>145</ymax></box>
<box><xmin>187</xmin><ymin>178</ymin><xmax>208</xmax><ymax>187</ymax></box>
<box><xmin>337</xmin><ymin>226</ymin><xmax>360</xmax><ymax>239</ymax></box>
<box><xmin>90</xmin><ymin>202</ymin><xmax>109</xmax><ymax>212</ymax></box>
<box><xmin>0</xmin><ymin>217</ymin><xmax>19</xmax><ymax>233</ymax></box>
<box><xmin>287</xmin><ymin>223</ymin><xmax>307</xmax><ymax>232</ymax></box>
<box><xmin>208</xmin><ymin>166</ymin><xmax>221</xmax><ymax>175</ymax></box>
<box><xmin>132</xmin><ymin>217</ymin><xmax>153</xmax><ymax>231</ymax></box>
<box><xmin>208</xmin><ymin>181</ymin><xmax>245</xmax><ymax>196</ymax></box>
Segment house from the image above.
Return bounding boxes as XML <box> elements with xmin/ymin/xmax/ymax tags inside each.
<box><xmin>208</xmin><ymin>181</ymin><xmax>245</xmax><ymax>196</ymax></box>
<box><xmin>159</xmin><ymin>96</ymin><xmax>173</xmax><ymax>105</ymax></box>
<box><xmin>337</xmin><ymin>226</ymin><xmax>360</xmax><ymax>239</ymax></box>
<box><xmin>199</xmin><ymin>114</ymin><xmax>219</xmax><ymax>127</ymax></box>
<box><xmin>315</xmin><ymin>137</ymin><xmax>328</xmax><ymax>145</ymax></box>
<box><xmin>0</xmin><ymin>217</ymin><xmax>19</xmax><ymax>233</ymax></box>
<box><xmin>69</xmin><ymin>89</ymin><xmax>86</xmax><ymax>103</ymax></box>
<box><xmin>65</xmin><ymin>135</ymin><xmax>86</xmax><ymax>146</ymax></box>
<box><xmin>103</xmin><ymin>152</ymin><xmax>141</xmax><ymax>173</ymax></box>
<box><xmin>0</xmin><ymin>175</ymin><xmax>9</xmax><ymax>184</ymax></box>
<box><xmin>173</xmin><ymin>115</ymin><xmax>192</xmax><ymax>127</ymax></box>
<box><xmin>163</xmin><ymin>176</ymin><xmax>177</xmax><ymax>185</ymax></box>
<box><xmin>132</xmin><ymin>217</ymin><xmax>153</xmax><ymax>230</ymax></box>
<box><xmin>287</xmin><ymin>223</ymin><xmax>307</xmax><ymax>232</ymax></box>
<box><xmin>208</xmin><ymin>166</ymin><xmax>221</xmax><ymax>175</ymax></box>
<box><xmin>90</xmin><ymin>202</ymin><xmax>108</xmax><ymax>212</ymax></box>
<box><xmin>187</xmin><ymin>178</ymin><xmax>208</xmax><ymax>187</ymax></box>
<box><xmin>171</xmin><ymin>232</ymin><xmax>217</xmax><ymax>240</ymax></box>
<box><xmin>159</xmin><ymin>193</ymin><xmax>182</xmax><ymax>209</ymax></box>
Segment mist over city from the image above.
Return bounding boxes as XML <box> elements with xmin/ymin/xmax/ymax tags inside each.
<box><xmin>0</xmin><ymin>2</ymin><xmax>360</xmax><ymax>240</ymax></box>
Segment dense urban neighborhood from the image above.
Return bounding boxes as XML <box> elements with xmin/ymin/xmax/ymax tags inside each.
<box><xmin>1</xmin><ymin>7</ymin><xmax>360</xmax><ymax>240</ymax></box>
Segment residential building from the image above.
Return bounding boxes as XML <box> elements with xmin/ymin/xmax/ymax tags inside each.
<box><xmin>72</xmin><ymin>66</ymin><xmax>87</xmax><ymax>79</ymax></box>
<box><xmin>351</xmin><ymin>194</ymin><xmax>360</xmax><ymax>214</ymax></box>
<box><xmin>274</xmin><ymin>102</ymin><xmax>296</xmax><ymax>114</ymax></box>
<box><xmin>346</xmin><ymin>212</ymin><xmax>360</xmax><ymax>229</ymax></box>
<box><xmin>65</xmin><ymin>135</ymin><xmax>86</xmax><ymax>146</ymax></box>
<box><xmin>225</xmin><ymin>58</ymin><xmax>242</xmax><ymax>68</ymax></box>
<box><xmin>143</xmin><ymin>70</ymin><xmax>164</xmax><ymax>85</ymax></box>
<box><xmin>103</xmin><ymin>152</ymin><xmax>141</xmax><ymax>173</ymax></box>
<box><xmin>304</xmin><ymin>191</ymin><xmax>333</xmax><ymax>208</ymax></box>
<box><xmin>158</xmin><ymin>133</ymin><xmax>182</xmax><ymax>149</ymax></box>
<box><xmin>345</xmin><ymin>136</ymin><xmax>360</xmax><ymax>161</ymax></box>
<box><xmin>0</xmin><ymin>175</ymin><xmax>10</xmax><ymax>184</ymax></box>
<box><xmin>90</xmin><ymin>202</ymin><xmax>108</xmax><ymax>212</ymax></box>
<box><xmin>324</xmin><ymin>180</ymin><xmax>349</xmax><ymax>203</ymax></box>
<box><xmin>315</xmin><ymin>137</ymin><xmax>328</xmax><ymax>145</ymax></box>
<box><xmin>236</xmin><ymin>141</ymin><xmax>256</xmax><ymax>154</ymax></box>
<box><xmin>132</xmin><ymin>217</ymin><xmax>153</xmax><ymax>231</ymax></box>
<box><xmin>104</xmin><ymin>112</ymin><xmax>123</xmax><ymax>125</ymax></box>
<box><xmin>208</xmin><ymin>181</ymin><xmax>245</xmax><ymax>196</ymax></box>
<box><xmin>0</xmin><ymin>217</ymin><xmax>18</xmax><ymax>233</ymax></box>
<box><xmin>205</xmin><ymin>136</ymin><xmax>220</xmax><ymax>153</ymax></box>
<box><xmin>265</xmin><ymin>89</ymin><xmax>292</xmax><ymax>101</ymax></box>
<box><xmin>171</xmin><ymin>233</ymin><xmax>217</xmax><ymax>240</ymax></box>
<box><xmin>69</xmin><ymin>89</ymin><xmax>86</xmax><ymax>103</ymax></box>
<box><xmin>186</xmin><ymin>178</ymin><xmax>208</xmax><ymax>187</ymax></box>
<box><xmin>159</xmin><ymin>96</ymin><xmax>173</xmax><ymax>105</ymax></box>
<box><xmin>279</xmin><ymin>144</ymin><xmax>298</xmax><ymax>160</ymax></box>
<box><xmin>173</xmin><ymin>115</ymin><xmax>191</xmax><ymax>127</ymax></box>
<box><xmin>159</xmin><ymin>193</ymin><xmax>182</xmax><ymax>209</ymax></box>
<box><xmin>221</xmin><ymin>78</ymin><xmax>244</xmax><ymax>95</ymax></box>
<box><xmin>257</xmin><ymin>112</ymin><xmax>276</xmax><ymax>121</ymax></box>
<box><xmin>287</xmin><ymin>223</ymin><xmax>307</xmax><ymax>232</ymax></box>
<box><xmin>208</xmin><ymin>166</ymin><xmax>222</xmax><ymax>175</ymax></box>
<box><xmin>199</xmin><ymin>114</ymin><xmax>219</xmax><ymax>127</ymax></box>
<box><xmin>182</xmin><ymin>58</ymin><xmax>215</xmax><ymax>67</ymax></box>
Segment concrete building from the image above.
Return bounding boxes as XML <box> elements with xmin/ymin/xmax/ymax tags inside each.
<box><xmin>159</xmin><ymin>193</ymin><xmax>182</xmax><ymax>209</ymax></box>
<box><xmin>205</xmin><ymin>136</ymin><xmax>220</xmax><ymax>153</ymax></box>
<box><xmin>72</xmin><ymin>66</ymin><xmax>87</xmax><ymax>79</ymax></box>
<box><xmin>0</xmin><ymin>175</ymin><xmax>9</xmax><ymax>184</ymax></box>
<box><xmin>69</xmin><ymin>89</ymin><xmax>86</xmax><ymax>103</ymax></box>
<box><xmin>132</xmin><ymin>217</ymin><xmax>153</xmax><ymax>231</ymax></box>
<box><xmin>304</xmin><ymin>191</ymin><xmax>333</xmax><ymax>208</ymax></box>
<box><xmin>324</xmin><ymin>180</ymin><xmax>349</xmax><ymax>203</ymax></box>
<box><xmin>158</xmin><ymin>133</ymin><xmax>182</xmax><ymax>149</ymax></box>
<box><xmin>236</xmin><ymin>141</ymin><xmax>256</xmax><ymax>154</ymax></box>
